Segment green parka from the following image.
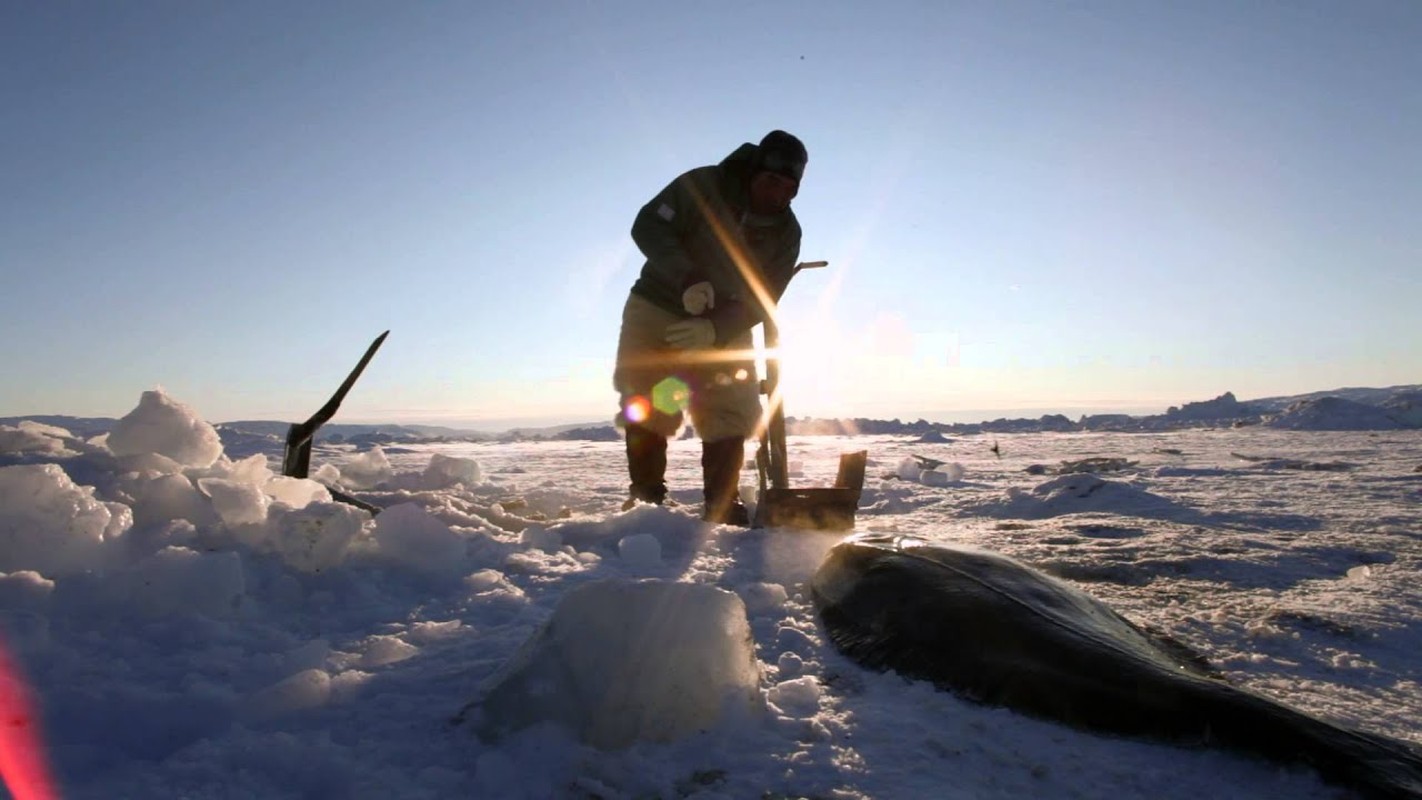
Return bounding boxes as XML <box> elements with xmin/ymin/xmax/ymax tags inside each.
<box><xmin>629</xmin><ymin>143</ymin><xmax>802</xmax><ymax>344</ymax></box>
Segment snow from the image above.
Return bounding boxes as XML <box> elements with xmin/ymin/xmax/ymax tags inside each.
<box><xmin>422</xmin><ymin>453</ymin><xmax>483</xmax><ymax>489</ymax></box>
<box><xmin>0</xmin><ymin>389</ymin><xmax>1419</xmax><ymax>798</ymax></box>
<box><xmin>337</xmin><ymin>447</ymin><xmax>394</xmax><ymax>490</ymax></box>
<box><xmin>371</xmin><ymin>503</ymin><xmax>468</xmax><ymax>575</ymax></box>
<box><xmin>470</xmin><ymin>580</ymin><xmax>762</xmax><ymax>750</ymax></box>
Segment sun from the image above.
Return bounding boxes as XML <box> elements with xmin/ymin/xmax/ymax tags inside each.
<box><xmin>766</xmin><ymin>305</ymin><xmax>851</xmax><ymax>419</ymax></box>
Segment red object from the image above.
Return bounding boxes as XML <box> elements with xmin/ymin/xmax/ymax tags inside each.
<box><xmin>0</xmin><ymin>640</ymin><xmax>58</xmax><ymax>800</ymax></box>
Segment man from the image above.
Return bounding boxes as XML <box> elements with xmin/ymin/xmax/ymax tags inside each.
<box><xmin>613</xmin><ymin>130</ymin><xmax>808</xmax><ymax>525</ymax></box>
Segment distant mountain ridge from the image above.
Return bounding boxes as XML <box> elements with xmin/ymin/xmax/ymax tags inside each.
<box><xmin>217</xmin><ymin>420</ymin><xmax>496</xmax><ymax>443</ymax></box>
<box><xmin>4</xmin><ymin>384</ymin><xmax>1418</xmax><ymax>444</ymax></box>
<box><xmin>1245</xmin><ymin>385</ymin><xmax>1421</xmax><ymax>412</ymax></box>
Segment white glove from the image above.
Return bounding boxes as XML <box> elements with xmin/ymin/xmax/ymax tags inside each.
<box><xmin>664</xmin><ymin>318</ymin><xmax>716</xmax><ymax>349</ymax></box>
<box><xmin>682</xmin><ymin>281</ymin><xmax>715</xmax><ymax>315</ymax></box>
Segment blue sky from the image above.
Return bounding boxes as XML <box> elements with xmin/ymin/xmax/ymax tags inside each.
<box><xmin>3</xmin><ymin>1</ymin><xmax>1418</xmax><ymax>429</ymax></box>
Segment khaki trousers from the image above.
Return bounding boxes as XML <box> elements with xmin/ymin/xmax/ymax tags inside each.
<box><xmin>613</xmin><ymin>293</ymin><xmax>762</xmax><ymax>441</ymax></box>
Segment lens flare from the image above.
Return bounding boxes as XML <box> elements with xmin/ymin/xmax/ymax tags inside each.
<box><xmin>651</xmin><ymin>377</ymin><xmax>690</xmax><ymax>415</ymax></box>
<box><xmin>623</xmin><ymin>395</ymin><xmax>651</xmax><ymax>424</ymax></box>
<box><xmin>0</xmin><ymin>639</ymin><xmax>58</xmax><ymax>800</ymax></box>
<box><xmin>683</xmin><ymin>183</ymin><xmax>782</xmax><ymax>331</ymax></box>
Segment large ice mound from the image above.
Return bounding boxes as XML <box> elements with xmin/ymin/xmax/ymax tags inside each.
<box><xmin>968</xmin><ymin>473</ymin><xmax>1177</xmax><ymax>519</ymax></box>
<box><xmin>0</xmin><ymin>463</ymin><xmax>132</xmax><ymax>576</ymax></box>
<box><xmin>107</xmin><ymin>389</ymin><xmax>224</xmax><ymax>468</ymax></box>
<box><xmin>467</xmin><ymin>579</ymin><xmax>763</xmax><ymax>749</ymax></box>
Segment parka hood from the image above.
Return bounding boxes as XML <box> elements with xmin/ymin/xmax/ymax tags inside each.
<box><xmin>719</xmin><ymin>142</ymin><xmax>760</xmax><ymax>172</ymax></box>
<box><xmin>717</xmin><ymin>143</ymin><xmax>760</xmax><ymax>206</ymax></box>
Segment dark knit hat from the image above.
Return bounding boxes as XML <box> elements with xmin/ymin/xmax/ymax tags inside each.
<box><xmin>756</xmin><ymin>130</ymin><xmax>807</xmax><ymax>183</ymax></box>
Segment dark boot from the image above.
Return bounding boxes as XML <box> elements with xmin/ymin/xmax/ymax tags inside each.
<box><xmin>623</xmin><ymin>424</ymin><xmax>668</xmax><ymax>507</ymax></box>
<box><xmin>701</xmin><ymin>437</ymin><xmax>749</xmax><ymax>526</ymax></box>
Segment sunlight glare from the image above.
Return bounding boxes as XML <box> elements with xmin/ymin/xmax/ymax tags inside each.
<box><xmin>775</xmin><ymin>312</ymin><xmax>852</xmax><ymax>417</ymax></box>
<box><xmin>622</xmin><ymin>395</ymin><xmax>651</xmax><ymax>424</ymax></box>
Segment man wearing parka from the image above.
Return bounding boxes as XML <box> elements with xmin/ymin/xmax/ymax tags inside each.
<box><xmin>613</xmin><ymin>130</ymin><xmax>808</xmax><ymax>526</ymax></box>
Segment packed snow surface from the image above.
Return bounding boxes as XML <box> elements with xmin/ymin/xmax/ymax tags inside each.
<box><xmin>1</xmin><ymin>390</ymin><xmax>1420</xmax><ymax>799</ymax></box>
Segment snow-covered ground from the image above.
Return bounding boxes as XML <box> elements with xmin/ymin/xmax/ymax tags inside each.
<box><xmin>2</xmin><ymin>390</ymin><xmax>1420</xmax><ymax>799</ymax></box>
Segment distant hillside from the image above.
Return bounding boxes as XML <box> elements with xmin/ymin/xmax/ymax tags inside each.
<box><xmin>1246</xmin><ymin>384</ymin><xmax>1422</xmax><ymax>413</ymax></box>
<box><xmin>503</xmin><ymin>384</ymin><xmax>1422</xmax><ymax>441</ymax></box>
<box><xmin>0</xmin><ymin>416</ymin><xmax>497</xmax><ymax>447</ymax></box>
<box><xmin>4</xmin><ymin>384</ymin><xmax>1418</xmax><ymax>444</ymax></box>
<box><xmin>219</xmin><ymin>420</ymin><xmax>495</xmax><ymax>443</ymax></box>
<box><xmin>501</xmin><ymin>421</ymin><xmax>615</xmax><ymax>440</ymax></box>
<box><xmin>0</xmin><ymin>415</ymin><xmax>118</xmax><ymax>438</ymax></box>
<box><xmin>715</xmin><ymin>384</ymin><xmax>1421</xmax><ymax>438</ymax></box>
<box><xmin>1262</xmin><ymin>396</ymin><xmax>1407</xmax><ymax>431</ymax></box>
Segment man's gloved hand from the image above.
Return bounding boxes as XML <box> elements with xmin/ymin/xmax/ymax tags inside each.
<box><xmin>682</xmin><ymin>281</ymin><xmax>715</xmax><ymax>315</ymax></box>
<box><xmin>664</xmin><ymin>318</ymin><xmax>716</xmax><ymax>349</ymax></box>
